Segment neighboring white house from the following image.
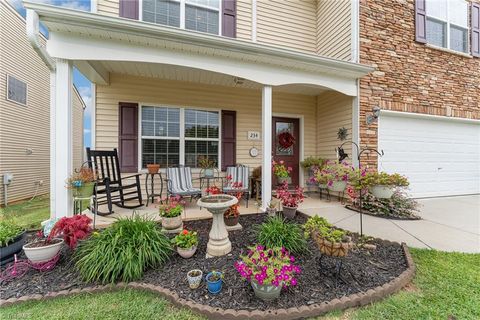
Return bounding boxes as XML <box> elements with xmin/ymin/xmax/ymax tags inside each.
<box><xmin>0</xmin><ymin>1</ymin><xmax>85</xmax><ymax>206</ymax></box>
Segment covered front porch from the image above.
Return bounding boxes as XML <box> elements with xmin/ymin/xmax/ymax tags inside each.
<box><xmin>24</xmin><ymin>1</ymin><xmax>372</xmax><ymax>219</ymax></box>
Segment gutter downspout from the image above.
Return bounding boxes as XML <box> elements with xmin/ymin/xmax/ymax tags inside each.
<box><xmin>26</xmin><ymin>9</ymin><xmax>57</xmax><ymax>218</ymax></box>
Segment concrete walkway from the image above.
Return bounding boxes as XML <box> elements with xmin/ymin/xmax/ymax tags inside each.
<box><xmin>300</xmin><ymin>195</ymin><xmax>480</xmax><ymax>253</ymax></box>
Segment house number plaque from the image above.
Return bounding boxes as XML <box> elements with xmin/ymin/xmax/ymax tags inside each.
<box><xmin>247</xmin><ymin>131</ymin><xmax>260</xmax><ymax>140</ymax></box>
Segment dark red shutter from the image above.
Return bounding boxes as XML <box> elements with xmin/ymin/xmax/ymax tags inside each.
<box><xmin>472</xmin><ymin>3</ymin><xmax>480</xmax><ymax>57</ymax></box>
<box><xmin>415</xmin><ymin>0</ymin><xmax>427</xmax><ymax>43</ymax></box>
<box><xmin>222</xmin><ymin>0</ymin><xmax>236</xmax><ymax>38</ymax></box>
<box><xmin>119</xmin><ymin>0</ymin><xmax>139</xmax><ymax>20</ymax></box>
<box><xmin>118</xmin><ymin>102</ymin><xmax>138</xmax><ymax>173</ymax></box>
<box><xmin>221</xmin><ymin>110</ymin><xmax>236</xmax><ymax>171</ymax></box>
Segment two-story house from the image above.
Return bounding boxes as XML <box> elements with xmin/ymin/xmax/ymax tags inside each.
<box><xmin>23</xmin><ymin>0</ymin><xmax>478</xmax><ymax>219</ymax></box>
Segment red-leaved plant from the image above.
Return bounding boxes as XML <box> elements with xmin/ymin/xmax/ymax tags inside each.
<box><xmin>275</xmin><ymin>182</ymin><xmax>304</xmax><ymax>208</ymax></box>
<box><xmin>49</xmin><ymin>214</ymin><xmax>92</xmax><ymax>249</ymax></box>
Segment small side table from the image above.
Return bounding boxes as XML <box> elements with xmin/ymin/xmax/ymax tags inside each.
<box><xmin>145</xmin><ymin>172</ymin><xmax>163</xmax><ymax>206</ymax></box>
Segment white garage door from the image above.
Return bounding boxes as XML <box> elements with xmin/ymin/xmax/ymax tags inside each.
<box><xmin>378</xmin><ymin>112</ymin><xmax>480</xmax><ymax>198</ymax></box>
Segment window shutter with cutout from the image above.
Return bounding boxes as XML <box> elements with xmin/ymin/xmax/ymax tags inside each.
<box><xmin>118</xmin><ymin>102</ymin><xmax>139</xmax><ymax>173</ymax></box>
<box><xmin>222</xmin><ymin>0</ymin><xmax>236</xmax><ymax>38</ymax></box>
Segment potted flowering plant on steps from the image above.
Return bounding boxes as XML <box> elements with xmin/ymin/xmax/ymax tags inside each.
<box><xmin>171</xmin><ymin>229</ymin><xmax>198</xmax><ymax>259</ymax></box>
<box><xmin>67</xmin><ymin>167</ymin><xmax>96</xmax><ymax>198</ymax></box>
<box><xmin>159</xmin><ymin>196</ymin><xmax>184</xmax><ymax>231</ymax></box>
<box><xmin>272</xmin><ymin>160</ymin><xmax>292</xmax><ymax>185</ymax></box>
<box><xmin>235</xmin><ymin>245</ymin><xmax>301</xmax><ymax>301</ymax></box>
<box><xmin>275</xmin><ymin>182</ymin><xmax>304</xmax><ymax>219</ymax></box>
<box><xmin>0</xmin><ymin>220</ymin><xmax>26</xmax><ymax>265</ymax></box>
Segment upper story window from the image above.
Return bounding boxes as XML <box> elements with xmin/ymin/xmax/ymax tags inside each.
<box><xmin>141</xmin><ymin>0</ymin><xmax>220</xmax><ymax>35</ymax></box>
<box><xmin>6</xmin><ymin>75</ymin><xmax>27</xmax><ymax>106</ymax></box>
<box><xmin>425</xmin><ymin>0</ymin><xmax>469</xmax><ymax>53</ymax></box>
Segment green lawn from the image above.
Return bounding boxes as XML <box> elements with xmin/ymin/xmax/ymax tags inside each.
<box><xmin>0</xmin><ymin>195</ymin><xmax>50</xmax><ymax>229</ymax></box>
<box><xmin>1</xmin><ymin>249</ymin><xmax>479</xmax><ymax>320</ymax></box>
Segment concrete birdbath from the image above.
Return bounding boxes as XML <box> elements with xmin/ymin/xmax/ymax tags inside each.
<box><xmin>197</xmin><ymin>194</ymin><xmax>238</xmax><ymax>258</ymax></box>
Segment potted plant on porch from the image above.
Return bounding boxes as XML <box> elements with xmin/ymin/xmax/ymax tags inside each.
<box><xmin>198</xmin><ymin>156</ymin><xmax>216</xmax><ymax>178</ymax></box>
<box><xmin>146</xmin><ymin>163</ymin><xmax>160</xmax><ymax>174</ymax></box>
<box><xmin>67</xmin><ymin>167</ymin><xmax>96</xmax><ymax>198</ymax></box>
<box><xmin>301</xmin><ymin>156</ymin><xmax>324</xmax><ymax>183</ymax></box>
<box><xmin>171</xmin><ymin>229</ymin><xmax>198</xmax><ymax>259</ymax></box>
<box><xmin>322</xmin><ymin>160</ymin><xmax>354</xmax><ymax>192</ymax></box>
<box><xmin>0</xmin><ymin>220</ymin><xmax>26</xmax><ymax>265</ymax></box>
<box><xmin>272</xmin><ymin>160</ymin><xmax>292</xmax><ymax>185</ymax></box>
<box><xmin>275</xmin><ymin>182</ymin><xmax>305</xmax><ymax>219</ymax></box>
<box><xmin>159</xmin><ymin>196</ymin><xmax>184</xmax><ymax>231</ymax></box>
<box><xmin>235</xmin><ymin>245</ymin><xmax>301</xmax><ymax>301</ymax></box>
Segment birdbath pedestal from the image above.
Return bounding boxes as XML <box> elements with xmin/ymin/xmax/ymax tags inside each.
<box><xmin>197</xmin><ymin>194</ymin><xmax>238</xmax><ymax>258</ymax></box>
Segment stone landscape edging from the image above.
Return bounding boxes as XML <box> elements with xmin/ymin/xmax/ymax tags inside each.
<box><xmin>0</xmin><ymin>244</ymin><xmax>415</xmax><ymax>319</ymax></box>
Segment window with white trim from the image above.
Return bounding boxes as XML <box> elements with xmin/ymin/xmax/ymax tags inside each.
<box><xmin>140</xmin><ymin>106</ymin><xmax>220</xmax><ymax>168</ymax></box>
<box><xmin>425</xmin><ymin>0</ymin><xmax>469</xmax><ymax>53</ymax></box>
<box><xmin>141</xmin><ymin>0</ymin><xmax>221</xmax><ymax>35</ymax></box>
<box><xmin>6</xmin><ymin>75</ymin><xmax>27</xmax><ymax>105</ymax></box>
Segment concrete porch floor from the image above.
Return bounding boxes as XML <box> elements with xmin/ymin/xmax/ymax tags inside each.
<box><xmin>85</xmin><ymin>194</ymin><xmax>480</xmax><ymax>253</ymax></box>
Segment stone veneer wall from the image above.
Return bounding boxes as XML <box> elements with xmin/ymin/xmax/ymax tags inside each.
<box><xmin>358</xmin><ymin>0</ymin><xmax>480</xmax><ymax>166</ymax></box>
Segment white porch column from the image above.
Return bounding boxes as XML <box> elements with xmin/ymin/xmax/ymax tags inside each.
<box><xmin>54</xmin><ymin>59</ymin><xmax>74</xmax><ymax>218</ymax></box>
<box><xmin>49</xmin><ymin>71</ymin><xmax>56</xmax><ymax>218</ymax></box>
<box><xmin>261</xmin><ymin>85</ymin><xmax>272</xmax><ymax>211</ymax></box>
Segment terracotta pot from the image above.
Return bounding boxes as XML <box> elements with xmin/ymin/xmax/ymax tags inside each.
<box><xmin>23</xmin><ymin>239</ymin><xmax>64</xmax><ymax>263</ymax></box>
<box><xmin>0</xmin><ymin>231</ymin><xmax>26</xmax><ymax>265</ymax></box>
<box><xmin>162</xmin><ymin>215</ymin><xmax>182</xmax><ymax>230</ymax></box>
<box><xmin>370</xmin><ymin>185</ymin><xmax>394</xmax><ymax>199</ymax></box>
<box><xmin>251</xmin><ymin>280</ymin><xmax>282</xmax><ymax>301</ymax></box>
<box><xmin>328</xmin><ymin>181</ymin><xmax>347</xmax><ymax>192</ymax></box>
<box><xmin>313</xmin><ymin>233</ymin><xmax>352</xmax><ymax>257</ymax></box>
<box><xmin>187</xmin><ymin>269</ymin><xmax>203</xmax><ymax>289</ymax></box>
<box><xmin>224</xmin><ymin>215</ymin><xmax>239</xmax><ymax>226</ymax></box>
<box><xmin>147</xmin><ymin>164</ymin><xmax>160</xmax><ymax>174</ymax></box>
<box><xmin>282</xmin><ymin>206</ymin><xmax>297</xmax><ymax>219</ymax></box>
<box><xmin>177</xmin><ymin>246</ymin><xmax>197</xmax><ymax>259</ymax></box>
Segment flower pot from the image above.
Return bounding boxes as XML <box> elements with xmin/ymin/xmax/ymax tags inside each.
<box><xmin>0</xmin><ymin>231</ymin><xmax>26</xmax><ymax>266</ymax></box>
<box><xmin>162</xmin><ymin>215</ymin><xmax>182</xmax><ymax>230</ymax></box>
<box><xmin>277</xmin><ymin>177</ymin><xmax>291</xmax><ymax>185</ymax></box>
<box><xmin>23</xmin><ymin>238</ymin><xmax>64</xmax><ymax>263</ymax></box>
<box><xmin>313</xmin><ymin>233</ymin><xmax>352</xmax><ymax>257</ymax></box>
<box><xmin>251</xmin><ymin>280</ymin><xmax>282</xmax><ymax>301</ymax></box>
<box><xmin>73</xmin><ymin>182</ymin><xmax>95</xmax><ymax>198</ymax></box>
<box><xmin>224</xmin><ymin>215</ymin><xmax>239</xmax><ymax>227</ymax></box>
<box><xmin>328</xmin><ymin>181</ymin><xmax>347</xmax><ymax>192</ymax></box>
<box><xmin>266</xmin><ymin>207</ymin><xmax>277</xmax><ymax>217</ymax></box>
<box><xmin>177</xmin><ymin>246</ymin><xmax>197</xmax><ymax>259</ymax></box>
<box><xmin>203</xmin><ymin>168</ymin><xmax>214</xmax><ymax>178</ymax></box>
<box><xmin>282</xmin><ymin>206</ymin><xmax>297</xmax><ymax>219</ymax></box>
<box><xmin>206</xmin><ymin>271</ymin><xmax>223</xmax><ymax>294</ymax></box>
<box><xmin>187</xmin><ymin>269</ymin><xmax>203</xmax><ymax>289</ymax></box>
<box><xmin>147</xmin><ymin>164</ymin><xmax>160</xmax><ymax>174</ymax></box>
<box><xmin>370</xmin><ymin>185</ymin><xmax>394</xmax><ymax>199</ymax></box>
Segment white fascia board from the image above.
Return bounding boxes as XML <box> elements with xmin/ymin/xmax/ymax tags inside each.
<box><xmin>74</xmin><ymin>60</ymin><xmax>110</xmax><ymax>85</ymax></box>
<box><xmin>47</xmin><ymin>32</ymin><xmax>358</xmax><ymax>96</ymax></box>
<box><xmin>23</xmin><ymin>1</ymin><xmax>374</xmax><ymax>78</ymax></box>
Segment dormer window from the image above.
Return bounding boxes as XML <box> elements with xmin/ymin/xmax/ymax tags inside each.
<box><xmin>141</xmin><ymin>0</ymin><xmax>221</xmax><ymax>35</ymax></box>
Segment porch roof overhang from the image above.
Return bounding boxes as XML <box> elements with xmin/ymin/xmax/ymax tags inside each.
<box><xmin>24</xmin><ymin>1</ymin><xmax>374</xmax><ymax>96</ymax></box>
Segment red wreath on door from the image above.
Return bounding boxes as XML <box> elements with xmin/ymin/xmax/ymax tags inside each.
<box><xmin>277</xmin><ymin>131</ymin><xmax>295</xmax><ymax>149</ymax></box>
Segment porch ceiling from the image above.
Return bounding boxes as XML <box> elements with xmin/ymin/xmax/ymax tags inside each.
<box><xmin>24</xmin><ymin>1</ymin><xmax>374</xmax><ymax>96</ymax></box>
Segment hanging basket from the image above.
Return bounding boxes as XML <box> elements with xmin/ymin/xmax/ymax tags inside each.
<box><xmin>313</xmin><ymin>233</ymin><xmax>353</xmax><ymax>257</ymax></box>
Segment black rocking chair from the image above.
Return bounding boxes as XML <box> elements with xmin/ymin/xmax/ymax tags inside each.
<box><xmin>86</xmin><ymin>148</ymin><xmax>143</xmax><ymax>216</ymax></box>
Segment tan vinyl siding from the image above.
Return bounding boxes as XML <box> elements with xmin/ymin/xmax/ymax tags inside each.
<box><xmin>256</xmin><ymin>0</ymin><xmax>317</xmax><ymax>53</ymax></box>
<box><xmin>316</xmin><ymin>0</ymin><xmax>352</xmax><ymax>61</ymax></box>
<box><xmin>236</xmin><ymin>0</ymin><xmax>252</xmax><ymax>41</ymax></box>
<box><xmin>95</xmin><ymin>74</ymin><xmax>317</xmax><ymax>173</ymax></box>
<box><xmin>73</xmin><ymin>89</ymin><xmax>85</xmax><ymax>170</ymax></box>
<box><xmin>316</xmin><ymin>91</ymin><xmax>353</xmax><ymax>160</ymax></box>
<box><xmin>97</xmin><ymin>0</ymin><xmax>120</xmax><ymax>17</ymax></box>
<box><xmin>0</xmin><ymin>2</ymin><xmax>84</xmax><ymax>206</ymax></box>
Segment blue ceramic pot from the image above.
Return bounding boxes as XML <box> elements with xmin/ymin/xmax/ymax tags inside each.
<box><xmin>206</xmin><ymin>271</ymin><xmax>223</xmax><ymax>294</ymax></box>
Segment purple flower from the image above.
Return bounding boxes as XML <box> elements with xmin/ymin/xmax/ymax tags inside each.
<box><xmin>257</xmin><ymin>245</ymin><xmax>264</xmax><ymax>251</ymax></box>
<box><xmin>274</xmin><ymin>268</ymin><xmax>279</xmax><ymax>274</ymax></box>
<box><xmin>290</xmin><ymin>256</ymin><xmax>295</xmax><ymax>263</ymax></box>
<box><xmin>291</xmin><ymin>278</ymin><xmax>297</xmax><ymax>286</ymax></box>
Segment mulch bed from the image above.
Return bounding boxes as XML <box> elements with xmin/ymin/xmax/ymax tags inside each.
<box><xmin>1</xmin><ymin>213</ymin><xmax>408</xmax><ymax>311</ymax></box>
<box><xmin>344</xmin><ymin>205</ymin><xmax>421</xmax><ymax>221</ymax></box>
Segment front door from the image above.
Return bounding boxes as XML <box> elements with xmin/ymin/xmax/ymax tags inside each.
<box><xmin>272</xmin><ymin>117</ymin><xmax>300</xmax><ymax>186</ymax></box>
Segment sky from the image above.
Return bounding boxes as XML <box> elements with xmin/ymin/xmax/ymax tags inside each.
<box><xmin>9</xmin><ymin>0</ymin><xmax>93</xmax><ymax>148</ymax></box>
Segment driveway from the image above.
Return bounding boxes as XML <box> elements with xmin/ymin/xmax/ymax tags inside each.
<box><xmin>300</xmin><ymin>195</ymin><xmax>480</xmax><ymax>253</ymax></box>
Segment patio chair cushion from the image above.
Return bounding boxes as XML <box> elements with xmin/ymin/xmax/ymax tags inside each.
<box><xmin>167</xmin><ymin>167</ymin><xmax>201</xmax><ymax>195</ymax></box>
<box><xmin>225</xmin><ymin>165</ymin><xmax>249</xmax><ymax>190</ymax></box>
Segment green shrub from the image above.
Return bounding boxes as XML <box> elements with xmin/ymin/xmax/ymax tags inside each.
<box><xmin>0</xmin><ymin>220</ymin><xmax>24</xmax><ymax>247</ymax></box>
<box><xmin>254</xmin><ymin>216</ymin><xmax>308</xmax><ymax>255</ymax></box>
<box><xmin>74</xmin><ymin>215</ymin><xmax>172</xmax><ymax>284</ymax></box>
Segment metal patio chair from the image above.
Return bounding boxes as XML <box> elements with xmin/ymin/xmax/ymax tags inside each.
<box><xmin>165</xmin><ymin>165</ymin><xmax>202</xmax><ymax>201</ymax></box>
<box><xmin>223</xmin><ymin>164</ymin><xmax>250</xmax><ymax>207</ymax></box>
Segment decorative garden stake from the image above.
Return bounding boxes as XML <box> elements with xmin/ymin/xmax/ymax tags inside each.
<box><xmin>336</xmin><ymin>141</ymin><xmax>384</xmax><ymax>236</ymax></box>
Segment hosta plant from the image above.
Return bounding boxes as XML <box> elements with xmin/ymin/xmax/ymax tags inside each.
<box><xmin>254</xmin><ymin>216</ymin><xmax>308</xmax><ymax>255</ymax></box>
<box><xmin>74</xmin><ymin>215</ymin><xmax>172</xmax><ymax>283</ymax></box>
